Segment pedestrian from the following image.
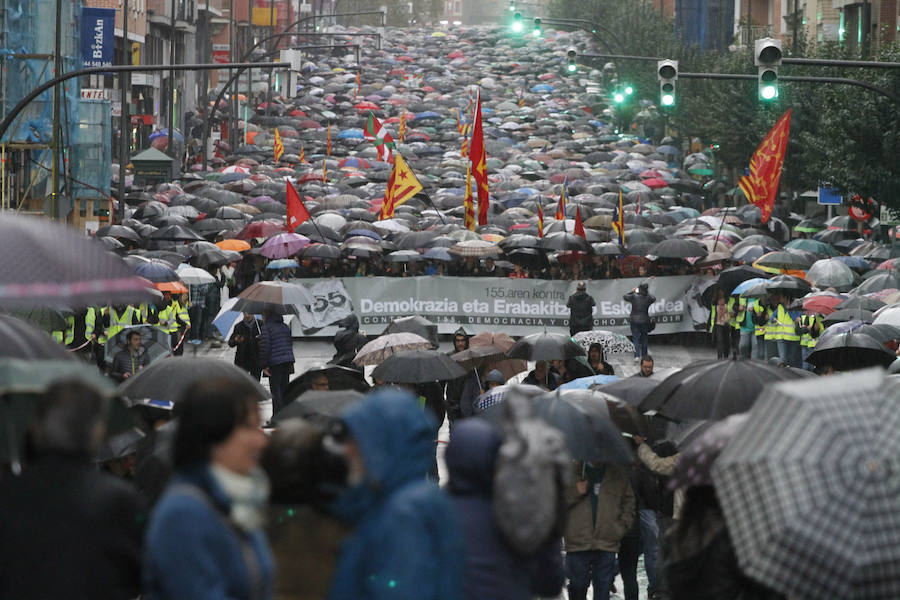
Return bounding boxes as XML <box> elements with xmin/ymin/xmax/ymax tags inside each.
<box><xmin>143</xmin><ymin>378</ymin><xmax>274</xmax><ymax>600</ymax></box>
<box><xmin>567</xmin><ymin>281</ymin><xmax>596</xmax><ymax>336</ymax></box>
<box><xmin>0</xmin><ymin>380</ymin><xmax>143</xmax><ymax>600</ymax></box>
<box><xmin>228</xmin><ymin>312</ymin><xmax>262</xmax><ymax>380</ymax></box>
<box><xmin>327</xmin><ymin>388</ymin><xmax>463</xmax><ymax>600</ymax></box>
<box><xmin>259</xmin><ymin>309</ymin><xmax>295</xmax><ymax>415</ymax></box>
<box><xmin>563</xmin><ymin>459</ymin><xmax>636</xmax><ymax>600</ymax></box>
<box><xmin>523</xmin><ymin>359</ymin><xmax>560</xmax><ymax>390</ymax></box>
<box><xmin>446</xmin><ymin>419</ymin><xmax>565</xmax><ymax>600</ymax></box>
<box><xmin>588</xmin><ymin>343</ymin><xmax>615</xmax><ymax>375</ymax></box>
<box><xmin>796</xmin><ymin>311</ymin><xmax>823</xmax><ymax>370</ymax></box>
<box><xmin>110</xmin><ymin>329</ymin><xmax>151</xmax><ymax>382</ymax></box>
<box><xmin>709</xmin><ymin>288</ymin><xmax>734</xmax><ymax>360</ymax></box>
<box><xmin>637</xmin><ymin>355</ymin><xmax>655</xmax><ymax>377</ymax></box>
<box><xmin>445</xmin><ymin>327</ymin><xmax>471</xmax><ymax>424</ymax></box>
<box><xmin>331</xmin><ymin>313</ymin><xmax>368</xmax><ymax>369</ymax></box>
<box><xmin>624</xmin><ymin>283</ymin><xmax>656</xmax><ymax>361</ymax></box>
<box><xmin>618</xmin><ymin>460</ymin><xmax>664</xmax><ymax>600</ymax></box>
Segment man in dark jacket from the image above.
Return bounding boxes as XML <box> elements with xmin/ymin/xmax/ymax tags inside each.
<box><xmin>444</xmin><ymin>327</ymin><xmax>471</xmax><ymax>424</ymax></box>
<box><xmin>0</xmin><ymin>380</ymin><xmax>142</xmax><ymax>599</ymax></box>
<box><xmin>567</xmin><ymin>281</ymin><xmax>596</xmax><ymax>336</ymax></box>
<box><xmin>228</xmin><ymin>312</ymin><xmax>262</xmax><ymax>380</ymax></box>
<box><xmin>446</xmin><ymin>419</ymin><xmax>565</xmax><ymax>600</ymax></box>
<box><xmin>624</xmin><ymin>283</ymin><xmax>657</xmax><ymax>361</ymax></box>
<box><xmin>332</xmin><ymin>314</ymin><xmax>368</xmax><ymax>369</ymax></box>
<box><xmin>259</xmin><ymin>309</ymin><xmax>295</xmax><ymax>415</ymax></box>
<box><xmin>110</xmin><ymin>330</ymin><xmax>150</xmax><ymax>381</ymax></box>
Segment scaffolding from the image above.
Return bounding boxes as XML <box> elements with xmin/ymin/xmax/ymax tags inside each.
<box><xmin>0</xmin><ymin>0</ymin><xmax>108</xmax><ymax>219</ymax></box>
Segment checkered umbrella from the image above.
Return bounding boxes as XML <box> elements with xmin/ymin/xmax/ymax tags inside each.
<box><xmin>353</xmin><ymin>333</ymin><xmax>433</xmax><ymax>366</ymax></box>
<box><xmin>711</xmin><ymin>370</ymin><xmax>900</xmax><ymax>600</ymax></box>
<box><xmin>448</xmin><ymin>239</ymin><xmax>502</xmax><ymax>257</ymax></box>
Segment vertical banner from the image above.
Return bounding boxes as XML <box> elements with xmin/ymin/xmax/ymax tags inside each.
<box><xmin>81</xmin><ymin>7</ymin><xmax>115</xmax><ymax>69</ymax></box>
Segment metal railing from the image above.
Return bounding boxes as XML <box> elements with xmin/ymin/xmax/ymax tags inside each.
<box><xmin>737</xmin><ymin>24</ymin><xmax>773</xmax><ymax>46</ymax></box>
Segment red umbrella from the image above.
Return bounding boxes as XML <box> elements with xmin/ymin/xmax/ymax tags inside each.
<box><xmin>642</xmin><ymin>178</ymin><xmax>669</xmax><ymax>189</ymax></box>
<box><xmin>235</xmin><ymin>220</ymin><xmax>286</xmax><ymax>240</ymax></box>
<box><xmin>354</xmin><ymin>101</ymin><xmax>379</xmax><ymax>111</ymax></box>
<box><xmin>298</xmin><ymin>119</ymin><xmax>322</xmax><ymax>129</ymax></box>
<box><xmin>802</xmin><ymin>293</ymin><xmax>845</xmax><ymax>315</ymax></box>
<box><xmin>288</xmin><ymin>109</ymin><xmax>306</xmax><ymax>117</ymax></box>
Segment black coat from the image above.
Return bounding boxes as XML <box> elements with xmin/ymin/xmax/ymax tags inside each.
<box><xmin>332</xmin><ymin>314</ymin><xmax>368</xmax><ymax>367</ymax></box>
<box><xmin>0</xmin><ymin>455</ymin><xmax>143</xmax><ymax>599</ymax></box>
<box><xmin>228</xmin><ymin>317</ymin><xmax>261</xmax><ymax>374</ymax></box>
<box><xmin>624</xmin><ymin>291</ymin><xmax>657</xmax><ymax>325</ymax></box>
<box><xmin>566</xmin><ymin>291</ymin><xmax>596</xmax><ymax>333</ymax></box>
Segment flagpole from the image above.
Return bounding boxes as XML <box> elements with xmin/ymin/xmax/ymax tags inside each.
<box><xmin>292</xmin><ymin>177</ymin><xmax>329</xmax><ymax>242</ymax></box>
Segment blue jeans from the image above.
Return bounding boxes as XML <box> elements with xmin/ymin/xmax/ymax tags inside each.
<box><xmin>617</xmin><ymin>509</ymin><xmax>659</xmax><ymax>600</ymax></box>
<box><xmin>753</xmin><ymin>335</ymin><xmax>766</xmax><ymax>360</ymax></box>
<box><xmin>802</xmin><ymin>346</ymin><xmax>815</xmax><ymax>371</ymax></box>
<box><xmin>566</xmin><ymin>550</ymin><xmax>618</xmax><ymax>600</ymax></box>
<box><xmin>639</xmin><ymin>509</ymin><xmax>659</xmax><ymax>593</ymax></box>
<box><xmin>739</xmin><ymin>330</ymin><xmax>755</xmax><ymax>359</ymax></box>
<box><xmin>630</xmin><ymin>322</ymin><xmax>649</xmax><ymax>358</ymax></box>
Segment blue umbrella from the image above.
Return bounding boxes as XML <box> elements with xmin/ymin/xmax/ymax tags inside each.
<box><xmin>133</xmin><ymin>260</ymin><xmax>179</xmax><ymax>283</ymax></box>
<box><xmin>657</xmin><ymin>144</ymin><xmax>680</xmax><ymax>155</ymax></box>
<box><xmin>413</xmin><ymin>111</ymin><xmax>441</xmax><ymax>120</ymax></box>
<box><xmin>558</xmin><ymin>374</ymin><xmax>619</xmax><ymax>390</ymax></box>
<box><xmin>832</xmin><ymin>255</ymin><xmax>871</xmax><ymax>271</ymax></box>
<box><xmin>220</xmin><ymin>172</ymin><xmax>250</xmax><ymax>183</ymax></box>
<box><xmin>267</xmin><ymin>259</ymin><xmax>299</xmax><ymax>270</ymax></box>
<box><xmin>731</xmin><ymin>277</ymin><xmax>771</xmax><ymax>296</ymax></box>
<box><xmin>344</xmin><ymin>229</ymin><xmax>382</xmax><ymax>241</ymax></box>
<box><xmin>337</xmin><ymin>128</ymin><xmax>364</xmax><ymax>139</ymax></box>
<box><xmin>149</xmin><ymin>128</ymin><xmax>184</xmax><ymax>143</ymax></box>
<box><xmin>531</xmin><ymin>84</ymin><xmax>554</xmax><ymax>93</ymax></box>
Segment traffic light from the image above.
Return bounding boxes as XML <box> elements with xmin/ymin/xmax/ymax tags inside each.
<box><xmin>566</xmin><ymin>47</ymin><xmax>577</xmax><ymax>73</ymax></box>
<box><xmin>511</xmin><ymin>12</ymin><xmax>523</xmax><ymax>33</ymax></box>
<box><xmin>508</xmin><ymin>0</ymin><xmax>515</xmax><ymax>11</ymax></box>
<box><xmin>657</xmin><ymin>59</ymin><xmax>677</xmax><ymax>107</ymax></box>
<box><xmin>532</xmin><ymin>18</ymin><xmax>542</xmax><ymax>37</ymax></box>
<box><xmin>754</xmin><ymin>38</ymin><xmax>782</xmax><ymax>101</ymax></box>
<box><xmin>613</xmin><ymin>87</ymin><xmax>625</xmax><ymax>104</ymax></box>
<box><xmin>623</xmin><ymin>85</ymin><xmax>634</xmax><ymax>96</ymax></box>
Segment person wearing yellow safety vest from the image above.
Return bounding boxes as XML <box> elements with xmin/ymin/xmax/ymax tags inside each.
<box><xmin>85</xmin><ymin>306</ymin><xmax>109</xmax><ymax>370</ymax></box>
<box><xmin>50</xmin><ymin>315</ymin><xmax>75</xmax><ymax>348</ymax></box>
<box><xmin>107</xmin><ymin>305</ymin><xmax>139</xmax><ymax>341</ymax></box>
<box><xmin>155</xmin><ymin>293</ymin><xmax>189</xmax><ymax>356</ymax></box>
<box><xmin>796</xmin><ymin>311</ymin><xmax>823</xmax><ymax>370</ymax></box>
<box><xmin>735</xmin><ymin>296</ymin><xmax>758</xmax><ymax>359</ymax></box>
<box><xmin>752</xmin><ymin>300</ymin><xmax>773</xmax><ymax>361</ymax></box>
<box><xmin>709</xmin><ymin>288</ymin><xmax>738</xmax><ymax>359</ymax></box>
<box><xmin>172</xmin><ymin>293</ymin><xmax>191</xmax><ymax>355</ymax></box>
<box><xmin>769</xmin><ymin>293</ymin><xmax>802</xmax><ymax>368</ymax></box>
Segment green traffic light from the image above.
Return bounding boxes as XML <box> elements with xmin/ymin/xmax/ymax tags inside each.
<box><xmin>624</xmin><ymin>85</ymin><xmax>634</xmax><ymax>95</ymax></box>
<box><xmin>661</xmin><ymin>93</ymin><xmax>675</xmax><ymax>106</ymax></box>
<box><xmin>567</xmin><ymin>63</ymin><xmax>577</xmax><ymax>73</ymax></box>
<box><xmin>533</xmin><ymin>28</ymin><xmax>541</xmax><ymax>37</ymax></box>
<box><xmin>761</xmin><ymin>85</ymin><xmax>777</xmax><ymax>100</ymax></box>
<box><xmin>511</xmin><ymin>20</ymin><xmax>523</xmax><ymax>32</ymax></box>
<box><xmin>613</xmin><ymin>92</ymin><xmax>625</xmax><ymax>103</ymax></box>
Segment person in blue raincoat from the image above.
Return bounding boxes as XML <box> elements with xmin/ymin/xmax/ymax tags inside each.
<box><xmin>327</xmin><ymin>388</ymin><xmax>462</xmax><ymax>600</ymax></box>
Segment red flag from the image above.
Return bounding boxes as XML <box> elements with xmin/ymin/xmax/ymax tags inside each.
<box><xmin>469</xmin><ymin>90</ymin><xmax>489</xmax><ymax>226</ymax></box>
<box><xmin>326</xmin><ymin>124</ymin><xmax>332</xmax><ymax>157</ymax></box>
<box><xmin>285</xmin><ymin>180</ymin><xmax>310</xmax><ymax>232</ymax></box>
<box><xmin>464</xmin><ymin>162</ymin><xmax>475</xmax><ymax>231</ymax></box>
<box><xmin>555</xmin><ymin>177</ymin><xmax>568</xmax><ymax>220</ymax></box>
<box><xmin>738</xmin><ymin>108</ymin><xmax>792</xmax><ymax>224</ymax></box>
<box><xmin>574</xmin><ymin>206</ymin><xmax>586</xmax><ymax>238</ymax></box>
<box><xmin>537</xmin><ymin>202</ymin><xmax>544</xmax><ymax>238</ymax></box>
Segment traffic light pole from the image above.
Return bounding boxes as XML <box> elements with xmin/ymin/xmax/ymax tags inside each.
<box><xmin>678</xmin><ymin>72</ymin><xmax>900</xmax><ymax>104</ymax></box>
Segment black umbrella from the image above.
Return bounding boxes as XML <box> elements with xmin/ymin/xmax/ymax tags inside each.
<box><xmin>822</xmin><ymin>309</ymin><xmax>874</xmax><ymax>326</ymax></box>
<box><xmin>546</xmin><ymin>389</ymin><xmax>650</xmax><ymax>437</ymax></box>
<box><xmin>95</xmin><ymin>225</ymin><xmax>141</xmax><ymax>242</ymax></box>
<box><xmin>715</xmin><ymin>265</ymin><xmax>771</xmax><ymax>296</ymax></box>
<box><xmin>834</xmin><ymin>296</ymin><xmax>885</xmax><ymax>312</ymax></box>
<box><xmin>382</xmin><ymin>315</ymin><xmax>439</xmax><ymax>349</ymax></box>
<box><xmin>301</xmin><ymin>243</ymin><xmax>342</xmax><ymax>261</ymax></box>
<box><xmin>506</xmin><ymin>248</ymin><xmax>549</xmax><ymax>270</ymax></box>
<box><xmin>639</xmin><ymin>359</ymin><xmax>805</xmax><ymax>420</ymax></box>
<box><xmin>764</xmin><ymin>274</ymin><xmax>812</xmax><ymax>296</ymax></box>
<box><xmin>451</xmin><ymin>345</ymin><xmax>509</xmax><ymax>370</ymax></box>
<box><xmin>271</xmin><ymin>389</ymin><xmax>365</xmax><ymax>425</ymax></box>
<box><xmin>284</xmin><ymin>364</ymin><xmax>370</xmax><ymax>401</ymax></box>
<box><xmin>507</xmin><ymin>332</ymin><xmax>586</xmax><ymax>361</ymax></box>
<box><xmin>119</xmin><ymin>356</ymin><xmax>270</xmax><ymax>403</ymax></box>
<box><xmin>648</xmin><ymin>238</ymin><xmax>708</xmax><ymax>259</ymax></box>
<box><xmin>149</xmin><ymin>225</ymin><xmax>205</xmax><ymax>242</ymax></box>
<box><xmin>806</xmin><ymin>332</ymin><xmax>896</xmax><ymax>371</ymax></box>
<box><xmin>0</xmin><ymin>314</ymin><xmax>72</xmax><ymax>359</ymax></box>
<box><xmin>371</xmin><ymin>350</ymin><xmax>467</xmax><ymax>383</ymax></box>
<box><xmin>539</xmin><ymin>232</ymin><xmax>591</xmax><ymax>252</ymax></box>
<box><xmin>597</xmin><ymin>376</ymin><xmax>660</xmax><ymax>407</ymax></box>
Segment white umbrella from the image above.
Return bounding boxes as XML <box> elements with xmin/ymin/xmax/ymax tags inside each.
<box><xmin>176</xmin><ymin>264</ymin><xmax>215</xmax><ymax>285</ymax></box>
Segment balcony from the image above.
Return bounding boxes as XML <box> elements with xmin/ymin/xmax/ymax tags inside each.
<box><xmin>737</xmin><ymin>24</ymin><xmax>774</xmax><ymax>46</ymax></box>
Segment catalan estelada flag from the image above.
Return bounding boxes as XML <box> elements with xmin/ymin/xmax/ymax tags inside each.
<box><xmin>612</xmin><ymin>190</ymin><xmax>626</xmax><ymax>247</ymax></box>
<box><xmin>738</xmin><ymin>108</ymin><xmax>791</xmax><ymax>224</ymax></box>
<box><xmin>555</xmin><ymin>177</ymin><xmax>568</xmax><ymax>220</ymax></box>
<box><xmin>537</xmin><ymin>201</ymin><xmax>544</xmax><ymax>238</ymax></box>
<box><xmin>380</xmin><ymin>153</ymin><xmax>423</xmax><ymax>220</ymax></box>
<box><xmin>273</xmin><ymin>128</ymin><xmax>284</xmax><ymax>163</ymax></box>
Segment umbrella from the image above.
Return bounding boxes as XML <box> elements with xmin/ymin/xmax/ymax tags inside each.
<box><xmin>507</xmin><ymin>332</ymin><xmax>586</xmax><ymax>361</ymax></box>
<box><xmin>119</xmin><ymin>356</ymin><xmax>269</xmax><ymax>403</ymax></box>
<box><xmin>801</xmin><ymin>293</ymin><xmax>845</xmax><ymax>315</ymax></box>
<box><xmin>448</xmin><ymin>240</ymin><xmax>503</xmax><ymax>257</ymax></box>
<box><xmin>715</xmin><ymin>265</ymin><xmax>771</xmax><ymax>296</ymax></box>
<box><xmin>639</xmin><ymin>359</ymin><xmax>805</xmax><ymax>420</ymax></box>
<box><xmin>712</xmin><ymin>370</ymin><xmax>900</xmax><ymax>600</ymax></box>
<box><xmin>572</xmin><ymin>330</ymin><xmax>635</xmax><ymax>355</ymax></box>
<box><xmin>596</xmin><ymin>376</ymin><xmax>660</xmax><ymax>407</ymax></box>
<box><xmin>467</xmin><ymin>331</ymin><xmax>528</xmax><ymax>382</ymax></box>
<box><xmin>370</xmin><ymin>350</ymin><xmax>467</xmax><ymax>383</ymax></box>
<box><xmin>450</xmin><ymin>345</ymin><xmax>510</xmax><ymax>371</ymax></box>
<box><xmin>266</xmin><ymin>259</ymin><xmax>299</xmax><ymax>270</ymax></box>
<box><xmin>283</xmin><ymin>365</ymin><xmax>370</xmax><ymax>401</ymax></box>
<box><xmin>260</xmin><ymin>233</ymin><xmax>311</xmax><ymax>259</ymax></box>
<box><xmin>805</xmin><ymin>258</ymin><xmax>856</xmax><ymax>291</ymax></box>
<box><xmin>353</xmin><ymin>332</ymin><xmax>434</xmax><ymax>366</ymax></box>
<box><xmin>0</xmin><ymin>314</ymin><xmax>71</xmax><ymax>359</ymax></box>
<box><xmin>103</xmin><ymin>325</ymin><xmax>172</xmax><ymax>366</ymax></box>
<box><xmin>271</xmin><ymin>389</ymin><xmax>365</xmax><ymax>425</ymax></box>
<box><xmin>558</xmin><ymin>374</ymin><xmax>620</xmax><ymax>390</ymax></box>
<box><xmin>149</xmin><ymin>225</ymin><xmax>205</xmax><ymax>242</ymax></box>
<box><xmin>822</xmin><ymin>308</ymin><xmax>874</xmax><ymax>325</ymax></box>
<box><xmin>232</xmin><ymin>281</ymin><xmax>315</xmax><ymax>315</ymax></box>
<box><xmin>215</xmin><ymin>239</ymin><xmax>251</xmax><ymax>252</ymax></box>
<box><xmin>0</xmin><ymin>215</ymin><xmax>155</xmax><ymax>307</ymax></box>
<box><xmin>175</xmin><ymin>264</ymin><xmax>216</xmax><ymax>285</ymax></box>
<box><xmin>382</xmin><ymin>315</ymin><xmax>439</xmax><ymax>349</ymax></box>
<box><xmin>669</xmin><ymin>413</ymin><xmax>749</xmax><ymax>489</ymax></box>
<box><xmin>835</xmin><ymin>296</ymin><xmax>886</xmax><ymax>312</ymax></box>
<box><xmin>648</xmin><ymin>238</ymin><xmax>708</xmax><ymax>259</ymax></box>
<box><xmin>806</xmin><ymin>331</ymin><xmax>896</xmax><ymax>371</ymax></box>
<box><xmin>852</xmin><ymin>271</ymin><xmax>900</xmax><ymax>295</ymax></box>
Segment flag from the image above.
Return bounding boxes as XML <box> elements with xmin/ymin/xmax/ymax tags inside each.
<box><xmin>460</xmin><ymin>123</ymin><xmax>470</xmax><ymax>158</ymax></box>
<box><xmin>399</xmin><ymin>108</ymin><xmax>407</xmax><ymax>142</ymax></box>
<box><xmin>738</xmin><ymin>108</ymin><xmax>792</xmax><ymax>224</ymax></box>
<box><xmin>555</xmin><ymin>177</ymin><xmax>568</xmax><ymax>220</ymax></box>
<box><xmin>574</xmin><ymin>206</ymin><xmax>586</xmax><ymax>238</ymax></box>
<box><xmin>326</xmin><ymin>124</ymin><xmax>332</xmax><ymax>157</ymax></box>
<box><xmin>403</xmin><ymin>72</ymin><xmax>424</xmax><ymax>87</ymax></box>
<box><xmin>537</xmin><ymin>201</ymin><xmax>544</xmax><ymax>238</ymax></box>
<box><xmin>355</xmin><ymin>70</ymin><xmax>361</xmax><ymax>99</ymax></box>
<box><xmin>273</xmin><ymin>128</ymin><xmax>284</xmax><ymax>163</ymax></box>
<box><xmin>285</xmin><ymin>180</ymin><xmax>310</xmax><ymax>233</ymax></box>
<box><xmin>299</xmin><ymin>147</ymin><xmax>306</xmax><ymax>163</ymax></box>
<box><xmin>454</xmin><ymin>108</ymin><xmax>465</xmax><ymax>134</ymax></box>
<box><xmin>464</xmin><ymin>162</ymin><xmax>475</xmax><ymax>231</ymax></box>
<box><xmin>322</xmin><ymin>160</ymin><xmax>327</xmax><ymax>183</ymax></box>
<box><xmin>380</xmin><ymin>153</ymin><xmax>423</xmax><ymax>220</ymax></box>
<box><xmin>364</xmin><ymin>112</ymin><xmax>396</xmax><ymax>163</ymax></box>
<box><xmin>469</xmin><ymin>90</ymin><xmax>489</xmax><ymax>226</ymax></box>
<box><xmin>612</xmin><ymin>190</ymin><xmax>626</xmax><ymax>246</ymax></box>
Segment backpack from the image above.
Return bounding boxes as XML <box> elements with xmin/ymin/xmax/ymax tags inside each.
<box><xmin>492</xmin><ymin>393</ymin><xmax>572</xmax><ymax>555</ymax></box>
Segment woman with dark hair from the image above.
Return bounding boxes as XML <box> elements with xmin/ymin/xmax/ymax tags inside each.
<box><xmin>587</xmin><ymin>343</ymin><xmax>615</xmax><ymax>376</ymax></box>
<box><xmin>143</xmin><ymin>378</ymin><xmax>274</xmax><ymax>600</ymax></box>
